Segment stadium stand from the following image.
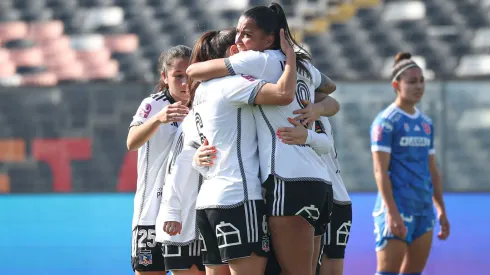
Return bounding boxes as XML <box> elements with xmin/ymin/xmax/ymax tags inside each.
<box><xmin>0</xmin><ymin>0</ymin><xmax>489</xmax><ymax>193</ymax></box>
<box><xmin>1</xmin><ymin>0</ymin><xmax>489</xmax><ymax>86</ymax></box>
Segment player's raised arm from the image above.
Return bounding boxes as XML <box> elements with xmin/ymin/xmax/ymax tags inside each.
<box><xmin>252</xmin><ymin>29</ymin><xmax>296</xmax><ymax>105</ymax></box>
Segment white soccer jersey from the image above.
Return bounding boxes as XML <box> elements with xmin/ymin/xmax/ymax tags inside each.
<box><xmin>155</xmin><ymin>115</ymin><xmax>201</xmax><ymax>245</ymax></box>
<box><xmin>129</xmin><ymin>90</ymin><xmax>180</xmax><ymax>230</ymax></box>
<box><xmin>191</xmin><ymin>75</ymin><xmax>265</xmax><ymax>209</ymax></box>
<box><xmin>226</xmin><ymin>50</ymin><xmax>331</xmax><ymax>184</ymax></box>
<box><xmin>317</xmin><ymin>117</ymin><xmax>351</xmax><ymax>203</ymax></box>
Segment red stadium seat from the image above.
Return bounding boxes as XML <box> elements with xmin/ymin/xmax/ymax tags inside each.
<box><xmin>28</xmin><ymin>20</ymin><xmax>64</xmax><ymax>42</ymax></box>
<box><xmin>104</xmin><ymin>34</ymin><xmax>139</xmax><ymax>53</ymax></box>
<box><xmin>0</xmin><ymin>22</ymin><xmax>28</xmax><ymax>42</ymax></box>
<box><xmin>21</xmin><ymin>72</ymin><xmax>58</xmax><ymax>86</ymax></box>
<box><xmin>9</xmin><ymin>47</ymin><xmax>44</xmax><ymax>67</ymax></box>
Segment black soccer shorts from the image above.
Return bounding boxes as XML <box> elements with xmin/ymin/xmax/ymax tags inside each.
<box><xmin>322</xmin><ymin>203</ymin><xmax>352</xmax><ymax>259</ymax></box>
<box><xmin>162</xmin><ymin>240</ymin><xmax>205</xmax><ymax>271</ymax></box>
<box><xmin>263</xmin><ymin>175</ymin><xmax>333</xmax><ymax>234</ymax></box>
<box><xmin>196</xmin><ymin>200</ymin><xmax>270</xmax><ymax>265</ymax></box>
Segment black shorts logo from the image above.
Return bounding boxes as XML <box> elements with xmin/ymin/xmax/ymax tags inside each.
<box><xmin>336</xmin><ymin>221</ymin><xmax>352</xmax><ymax>246</ymax></box>
<box><xmin>216</xmin><ymin>221</ymin><xmax>242</xmax><ymax>248</ymax></box>
<box><xmin>296</xmin><ymin>204</ymin><xmax>320</xmax><ymax>221</ymax></box>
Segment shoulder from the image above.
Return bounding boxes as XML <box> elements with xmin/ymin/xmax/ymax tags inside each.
<box><xmin>374</xmin><ymin>105</ymin><xmax>398</xmax><ymax>124</ymax></box>
<box><xmin>150</xmin><ymin>91</ymin><xmax>174</xmax><ymax>105</ymax></box>
<box><xmin>420</xmin><ymin>112</ymin><xmax>433</xmax><ymax>125</ymax></box>
<box><xmin>232</xmin><ymin>50</ymin><xmax>269</xmax><ymax>61</ymax></box>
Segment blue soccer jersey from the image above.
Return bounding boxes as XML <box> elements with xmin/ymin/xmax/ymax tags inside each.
<box><xmin>370</xmin><ymin>103</ymin><xmax>435</xmax><ymax>216</ymax></box>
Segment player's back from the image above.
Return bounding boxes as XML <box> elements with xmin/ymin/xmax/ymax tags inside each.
<box><xmin>192</xmin><ymin>75</ymin><xmax>263</xmax><ymax>208</ymax></box>
<box><xmin>371</xmin><ymin>104</ymin><xmax>435</xmax><ymax>215</ymax></box>
<box><xmin>317</xmin><ymin>117</ymin><xmax>351</xmax><ymax>203</ymax></box>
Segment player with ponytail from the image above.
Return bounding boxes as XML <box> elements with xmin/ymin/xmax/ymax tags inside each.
<box><xmin>370</xmin><ymin>52</ymin><xmax>450</xmax><ymax>275</ymax></box>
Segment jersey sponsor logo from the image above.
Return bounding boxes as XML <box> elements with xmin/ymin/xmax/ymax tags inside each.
<box><xmin>371</xmin><ymin>125</ymin><xmax>383</xmax><ymax>142</ymax></box>
<box><xmin>137</xmin><ymin>103</ymin><xmax>152</xmax><ymax>118</ymax></box>
<box><xmin>399</xmin><ymin>136</ymin><xmax>431</xmax><ymax>147</ymax></box>
<box><xmin>422</xmin><ymin>122</ymin><xmax>431</xmax><ymax>135</ymax></box>
<box><xmin>157</xmin><ymin>187</ymin><xmax>162</xmax><ymax>198</ymax></box>
<box><xmin>241</xmin><ymin>74</ymin><xmax>256</xmax><ymax>82</ymax></box>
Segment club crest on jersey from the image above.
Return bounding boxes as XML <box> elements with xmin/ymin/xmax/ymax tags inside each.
<box><xmin>241</xmin><ymin>74</ymin><xmax>256</xmax><ymax>81</ymax></box>
<box><xmin>372</xmin><ymin>125</ymin><xmax>383</xmax><ymax>142</ymax></box>
<box><xmin>137</xmin><ymin>103</ymin><xmax>152</xmax><ymax>118</ymax></box>
<box><xmin>139</xmin><ymin>252</ymin><xmax>153</xmax><ymax>266</ymax></box>
<box><xmin>422</xmin><ymin>122</ymin><xmax>431</xmax><ymax>135</ymax></box>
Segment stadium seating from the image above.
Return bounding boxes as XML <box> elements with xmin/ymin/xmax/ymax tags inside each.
<box><xmin>0</xmin><ymin>0</ymin><xmax>489</xmax><ymax>193</ymax></box>
<box><xmin>0</xmin><ymin>0</ymin><xmax>489</xmax><ymax>85</ymax></box>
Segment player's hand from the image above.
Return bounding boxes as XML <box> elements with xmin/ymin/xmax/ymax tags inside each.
<box><xmin>277</xmin><ymin>117</ymin><xmax>308</xmax><ymax>145</ymax></box>
<box><xmin>156</xmin><ymin>101</ymin><xmax>189</xmax><ymax>123</ymax></box>
<box><xmin>193</xmin><ymin>139</ymin><xmax>216</xmax><ymax>167</ymax></box>
<box><xmin>279</xmin><ymin>28</ymin><xmax>294</xmax><ymax>57</ymax></box>
<box><xmin>437</xmin><ymin>212</ymin><xmax>450</xmax><ymax>240</ymax></box>
<box><xmin>163</xmin><ymin>221</ymin><xmax>182</xmax><ymax>236</ymax></box>
<box><xmin>292</xmin><ymin>100</ymin><xmax>321</xmax><ymax>128</ymax></box>
<box><xmin>386</xmin><ymin>211</ymin><xmax>407</xmax><ymax>239</ymax></box>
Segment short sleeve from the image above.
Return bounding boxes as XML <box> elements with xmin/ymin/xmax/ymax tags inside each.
<box><xmin>222</xmin><ymin>75</ymin><xmax>267</xmax><ymax>105</ymax></box>
<box><xmin>370</xmin><ymin>118</ymin><xmax>394</xmax><ymax>153</ymax></box>
<box><xmin>129</xmin><ymin>97</ymin><xmax>158</xmax><ymax>128</ymax></box>
<box><xmin>429</xmin><ymin>123</ymin><xmax>436</xmax><ymax>155</ymax></box>
<box><xmin>225</xmin><ymin>51</ymin><xmax>267</xmax><ymax>77</ymax></box>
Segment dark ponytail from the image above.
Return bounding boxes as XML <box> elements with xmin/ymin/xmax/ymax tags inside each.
<box><xmin>187</xmin><ymin>28</ymin><xmax>237</xmax><ymax>106</ymax></box>
<box><xmin>243</xmin><ymin>2</ymin><xmax>312</xmax><ymax>79</ymax></box>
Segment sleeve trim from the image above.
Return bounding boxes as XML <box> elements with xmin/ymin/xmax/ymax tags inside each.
<box><xmin>224</xmin><ymin>58</ymin><xmax>236</xmax><ymax>75</ymax></box>
<box><xmin>248</xmin><ymin>80</ymin><xmax>267</xmax><ymax>105</ymax></box>
<box><xmin>371</xmin><ymin>145</ymin><xmax>391</xmax><ymax>153</ymax></box>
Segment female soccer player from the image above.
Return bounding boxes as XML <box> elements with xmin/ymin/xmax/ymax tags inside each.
<box><xmin>370</xmin><ymin>52</ymin><xmax>450</xmax><ymax>275</ymax></box>
<box><xmin>155</xmin><ymin>111</ymin><xmax>208</xmax><ymax>275</ymax></box>
<box><xmin>316</xmin><ymin>118</ymin><xmax>352</xmax><ymax>275</ymax></box>
<box><xmin>187</xmin><ymin>3</ymin><xmax>337</xmax><ymax>275</ymax></box>
<box><xmin>187</xmin><ymin>26</ymin><xmax>331</xmax><ymax>275</ymax></box>
<box><xmin>126</xmin><ymin>45</ymin><xmax>191</xmax><ymax>275</ymax></box>
<box><xmin>276</xmin><ymin>115</ymin><xmax>352</xmax><ymax>275</ymax></box>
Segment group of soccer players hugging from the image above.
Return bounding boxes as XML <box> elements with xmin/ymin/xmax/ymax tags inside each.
<box><xmin>126</xmin><ymin>3</ymin><xmax>451</xmax><ymax>275</ymax></box>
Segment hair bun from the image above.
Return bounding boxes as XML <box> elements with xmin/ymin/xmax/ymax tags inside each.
<box><xmin>394</xmin><ymin>52</ymin><xmax>412</xmax><ymax>63</ymax></box>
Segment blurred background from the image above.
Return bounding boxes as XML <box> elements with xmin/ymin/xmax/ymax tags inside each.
<box><xmin>0</xmin><ymin>0</ymin><xmax>489</xmax><ymax>274</ymax></box>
